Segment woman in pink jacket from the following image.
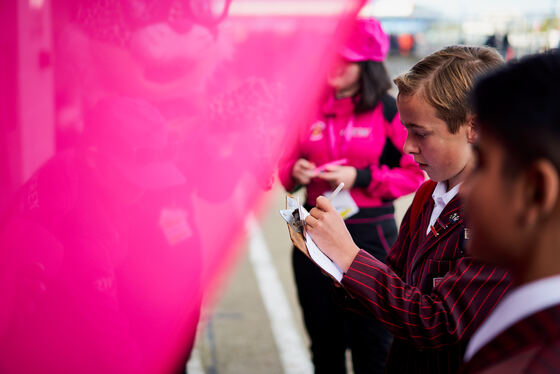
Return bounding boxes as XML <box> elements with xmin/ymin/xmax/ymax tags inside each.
<box><xmin>279</xmin><ymin>19</ymin><xmax>424</xmax><ymax>374</ymax></box>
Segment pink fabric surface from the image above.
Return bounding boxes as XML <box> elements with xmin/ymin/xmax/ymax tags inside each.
<box><xmin>0</xmin><ymin>1</ymin><xmax>364</xmax><ymax>373</ymax></box>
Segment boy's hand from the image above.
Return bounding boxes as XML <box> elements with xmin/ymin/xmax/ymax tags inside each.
<box><xmin>305</xmin><ymin>196</ymin><xmax>360</xmax><ymax>272</ymax></box>
<box><xmin>317</xmin><ymin>165</ymin><xmax>356</xmax><ymax>189</ymax></box>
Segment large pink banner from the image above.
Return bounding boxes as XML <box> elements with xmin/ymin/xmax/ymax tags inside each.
<box><xmin>0</xmin><ymin>0</ymin><xmax>363</xmax><ymax>372</ymax></box>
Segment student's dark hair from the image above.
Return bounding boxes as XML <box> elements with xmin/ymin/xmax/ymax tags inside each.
<box><xmin>353</xmin><ymin>60</ymin><xmax>392</xmax><ymax>114</ymax></box>
<box><xmin>472</xmin><ymin>51</ymin><xmax>560</xmax><ymax>175</ymax></box>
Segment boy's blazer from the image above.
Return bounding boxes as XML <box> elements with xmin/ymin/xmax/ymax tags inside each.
<box><xmin>340</xmin><ymin>181</ymin><xmax>512</xmax><ymax>373</ymax></box>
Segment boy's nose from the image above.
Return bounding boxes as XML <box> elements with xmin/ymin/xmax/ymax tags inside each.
<box><xmin>403</xmin><ymin>133</ymin><xmax>419</xmax><ymax>155</ymax></box>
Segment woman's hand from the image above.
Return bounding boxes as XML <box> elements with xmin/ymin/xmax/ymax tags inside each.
<box><xmin>304</xmin><ymin>196</ymin><xmax>360</xmax><ymax>272</ymax></box>
<box><xmin>317</xmin><ymin>165</ymin><xmax>356</xmax><ymax>189</ymax></box>
<box><xmin>292</xmin><ymin>158</ymin><xmax>317</xmax><ymax>185</ymax></box>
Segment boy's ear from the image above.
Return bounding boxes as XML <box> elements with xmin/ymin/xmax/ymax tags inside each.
<box><xmin>465</xmin><ymin>115</ymin><xmax>478</xmax><ymax>144</ymax></box>
<box><xmin>519</xmin><ymin>159</ymin><xmax>560</xmax><ymax>228</ymax></box>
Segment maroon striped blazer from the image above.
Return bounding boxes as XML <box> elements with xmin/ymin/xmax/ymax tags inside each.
<box><xmin>460</xmin><ymin>304</ymin><xmax>560</xmax><ymax>374</ymax></box>
<box><xmin>340</xmin><ymin>181</ymin><xmax>512</xmax><ymax>373</ymax></box>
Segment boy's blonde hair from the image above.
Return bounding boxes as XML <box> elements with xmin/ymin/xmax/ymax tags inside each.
<box><xmin>394</xmin><ymin>46</ymin><xmax>503</xmax><ymax>133</ymax></box>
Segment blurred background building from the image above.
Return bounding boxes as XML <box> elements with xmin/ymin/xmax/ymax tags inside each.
<box><xmin>370</xmin><ymin>0</ymin><xmax>560</xmax><ymax>57</ymax></box>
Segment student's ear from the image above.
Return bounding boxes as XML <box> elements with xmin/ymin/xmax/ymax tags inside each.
<box><xmin>465</xmin><ymin>115</ymin><xmax>478</xmax><ymax>144</ymax></box>
<box><xmin>519</xmin><ymin>159</ymin><xmax>560</xmax><ymax>228</ymax></box>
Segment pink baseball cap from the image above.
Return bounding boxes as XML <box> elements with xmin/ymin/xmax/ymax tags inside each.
<box><xmin>339</xmin><ymin>18</ymin><xmax>389</xmax><ymax>62</ymax></box>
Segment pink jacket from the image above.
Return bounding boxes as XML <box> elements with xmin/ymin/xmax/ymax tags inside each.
<box><xmin>279</xmin><ymin>94</ymin><xmax>424</xmax><ymax>207</ymax></box>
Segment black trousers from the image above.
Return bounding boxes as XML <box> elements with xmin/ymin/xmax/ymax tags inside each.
<box><xmin>293</xmin><ymin>205</ymin><xmax>397</xmax><ymax>374</ymax></box>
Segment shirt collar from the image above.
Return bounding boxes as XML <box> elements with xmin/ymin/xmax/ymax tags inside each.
<box><xmin>464</xmin><ymin>274</ymin><xmax>560</xmax><ymax>362</ymax></box>
<box><xmin>323</xmin><ymin>93</ymin><xmax>355</xmax><ymax>117</ymax></box>
<box><xmin>432</xmin><ymin>181</ymin><xmax>461</xmax><ymax>206</ymax></box>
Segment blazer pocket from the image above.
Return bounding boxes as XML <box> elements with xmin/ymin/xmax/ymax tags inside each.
<box><xmin>420</xmin><ymin>259</ymin><xmax>454</xmax><ymax>292</ymax></box>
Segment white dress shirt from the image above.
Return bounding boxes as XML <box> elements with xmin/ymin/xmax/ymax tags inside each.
<box><xmin>426</xmin><ymin>181</ymin><xmax>461</xmax><ymax>235</ymax></box>
<box><xmin>464</xmin><ymin>274</ymin><xmax>560</xmax><ymax>361</ymax></box>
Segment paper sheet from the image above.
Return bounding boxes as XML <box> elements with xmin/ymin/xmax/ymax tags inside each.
<box><xmin>323</xmin><ymin>189</ymin><xmax>359</xmax><ymax>220</ymax></box>
<box><xmin>305</xmin><ymin>232</ymin><xmax>343</xmax><ymax>282</ymax></box>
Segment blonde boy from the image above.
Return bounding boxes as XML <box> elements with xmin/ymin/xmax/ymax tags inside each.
<box><xmin>305</xmin><ymin>46</ymin><xmax>511</xmax><ymax>373</ymax></box>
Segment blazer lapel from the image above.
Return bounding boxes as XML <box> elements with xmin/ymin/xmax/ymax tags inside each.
<box><xmin>409</xmin><ymin>196</ymin><xmax>464</xmax><ymax>273</ymax></box>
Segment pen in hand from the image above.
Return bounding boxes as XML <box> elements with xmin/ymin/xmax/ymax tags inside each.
<box><xmin>303</xmin><ymin>183</ymin><xmax>344</xmax><ymax>233</ymax></box>
<box><xmin>315</xmin><ymin>158</ymin><xmax>348</xmax><ymax>173</ymax></box>
<box><xmin>328</xmin><ymin>182</ymin><xmax>344</xmax><ymax>201</ymax></box>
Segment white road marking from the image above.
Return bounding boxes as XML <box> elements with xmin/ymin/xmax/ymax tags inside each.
<box><xmin>247</xmin><ymin>217</ymin><xmax>313</xmax><ymax>374</ymax></box>
<box><xmin>186</xmin><ymin>347</ymin><xmax>204</xmax><ymax>374</ymax></box>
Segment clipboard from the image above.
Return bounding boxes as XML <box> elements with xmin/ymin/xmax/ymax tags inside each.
<box><xmin>285</xmin><ymin>195</ymin><xmax>311</xmax><ymax>260</ymax></box>
<box><xmin>281</xmin><ymin>194</ymin><xmax>343</xmax><ymax>282</ymax></box>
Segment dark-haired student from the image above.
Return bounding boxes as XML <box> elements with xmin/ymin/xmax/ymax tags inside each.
<box><xmin>460</xmin><ymin>51</ymin><xmax>560</xmax><ymax>374</ymax></box>
<box><xmin>279</xmin><ymin>18</ymin><xmax>424</xmax><ymax>374</ymax></box>
<box><xmin>304</xmin><ymin>45</ymin><xmax>512</xmax><ymax>374</ymax></box>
